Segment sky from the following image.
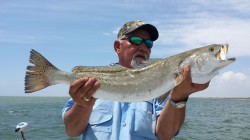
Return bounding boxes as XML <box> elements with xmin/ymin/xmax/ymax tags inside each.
<box><xmin>0</xmin><ymin>0</ymin><xmax>249</xmax><ymax>98</ymax></box>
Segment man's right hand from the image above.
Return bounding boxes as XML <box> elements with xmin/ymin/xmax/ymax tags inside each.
<box><xmin>64</xmin><ymin>77</ymin><xmax>101</xmax><ymax>137</ymax></box>
<box><xmin>69</xmin><ymin>77</ymin><xmax>101</xmax><ymax>108</ymax></box>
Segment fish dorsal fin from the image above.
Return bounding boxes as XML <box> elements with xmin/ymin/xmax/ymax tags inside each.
<box><xmin>72</xmin><ymin>64</ymin><xmax>128</xmax><ymax>74</ymax></box>
<box><xmin>131</xmin><ymin>58</ymin><xmax>162</xmax><ymax>68</ymax></box>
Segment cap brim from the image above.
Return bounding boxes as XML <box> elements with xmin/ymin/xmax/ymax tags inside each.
<box><xmin>137</xmin><ymin>24</ymin><xmax>158</xmax><ymax>41</ymax></box>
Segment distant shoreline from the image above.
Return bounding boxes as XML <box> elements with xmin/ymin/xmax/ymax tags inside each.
<box><xmin>0</xmin><ymin>96</ymin><xmax>250</xmax><ymax>100</ymax></box>
<box><xmin>191</xmin><ymin>97</ymin><xmax>250</xmax><ymax>100</ymax></box>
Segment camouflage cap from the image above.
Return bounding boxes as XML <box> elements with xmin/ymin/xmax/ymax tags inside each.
<box><xmin>117</xmin><ymin>20</ymin><xmax>158</xmax><ymax>41</ymax></box>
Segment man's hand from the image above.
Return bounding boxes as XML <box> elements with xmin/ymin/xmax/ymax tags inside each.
<box><xmin>171</xmin><ymin>65</ymin><xmax>210</xmax><ymax>101</ymax></box>
<box><xmin>69</xmin><ymin>77</ymin><xmax>101</xmax><ymax>108</ymax></box>
<box><xmin>64</xmin><ymin>77</ymin><xmax>101</xmax><ymax>137</ymax></box>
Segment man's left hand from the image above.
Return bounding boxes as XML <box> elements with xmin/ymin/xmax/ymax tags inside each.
<box><xmin>171</xmin><ymin>65</ymin><xmax>210</xmax><ymax>102</ymax></box>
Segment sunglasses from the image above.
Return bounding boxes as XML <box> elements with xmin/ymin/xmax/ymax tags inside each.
<box><xmin>121</xmin><ymin>36</ymin><xmax>153</xmax><ymax>49</ymax></box>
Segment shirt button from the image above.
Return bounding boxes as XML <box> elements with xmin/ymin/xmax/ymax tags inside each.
<box><xmin>122</xmin><ymin>123</ymin><xmax>126</xmax><ymax>127</ymax></box>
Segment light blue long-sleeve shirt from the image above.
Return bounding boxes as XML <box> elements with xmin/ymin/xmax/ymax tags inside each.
<box><xmin>62</xmin><ymin>97</ymin><xmax>169</xmax><ymax>140</ymax></box>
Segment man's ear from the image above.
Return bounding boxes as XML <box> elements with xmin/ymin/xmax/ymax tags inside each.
<box><xmin>114</xmin><ymin>40</ymin><xmax>121</xmax><ymax>53</ymax></box>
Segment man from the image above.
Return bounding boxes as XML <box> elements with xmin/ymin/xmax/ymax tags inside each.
<box><xmin>62</xmin><ymin>20</ymin><xmax>209</xmax><ymax>140</ymax></box>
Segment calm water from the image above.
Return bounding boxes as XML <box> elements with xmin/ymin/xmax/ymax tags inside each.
<box><xmin>0</xmin><ymin>97</ymin><xmax>249</xmax><ymax>140</ymax></box>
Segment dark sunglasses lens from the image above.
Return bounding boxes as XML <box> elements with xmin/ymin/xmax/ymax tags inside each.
<box><xmin>145</xmin><ymin>40</ymin><xmax>153</xmax><ymax>48</ymax></box>
<box><xmin>130</xmin><ymin>36</ymin><xmax>143</xmax><ymax>45</ymax></box>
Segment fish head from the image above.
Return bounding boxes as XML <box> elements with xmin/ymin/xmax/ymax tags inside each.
<box><xmin>180</xmin><ymin>44</ymin><xmax>236</xmax><ymax>84</ymax></box>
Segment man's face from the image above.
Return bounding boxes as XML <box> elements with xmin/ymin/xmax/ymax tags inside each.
<box><xmin>114</xmin><ymin>29</ymin><xmax>152</xmax><ymax>68</ymax></box>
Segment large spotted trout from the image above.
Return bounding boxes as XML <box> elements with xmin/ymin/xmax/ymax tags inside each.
<box><xmin>25</xmin><ymin>44</ymin><xmax>235</xmax><ymax>102</ymax></box>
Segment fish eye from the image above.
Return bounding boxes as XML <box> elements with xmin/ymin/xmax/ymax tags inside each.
<box><xmin>209</xmin><ymin>47</ymin><xmax>214</xmax><ymax>52</ymax></box>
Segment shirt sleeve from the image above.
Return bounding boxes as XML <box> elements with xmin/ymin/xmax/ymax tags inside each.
<box><xmin>62</xmin><ymin>98</ymin><xmax>75</xmax><ymax>119</ymax></box>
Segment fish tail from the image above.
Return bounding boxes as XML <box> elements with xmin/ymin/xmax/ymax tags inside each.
<box><xmin>25</xmin><ymin>49</ymin><xmax>60</xmax><ymax>93</ymax></box>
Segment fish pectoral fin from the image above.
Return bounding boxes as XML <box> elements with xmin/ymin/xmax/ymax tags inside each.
<box><xmin>157</xmin><ymin>90</ymin><xmax>172</xmax><ymax>104</ymax></box>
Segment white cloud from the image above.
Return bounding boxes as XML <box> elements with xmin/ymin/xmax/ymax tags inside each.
<box><xmin>155</xmin><ymin>17</ymin><xmax>250</xmax><ymax>57</ymax></box>
<box><xmin>112</xmin><ymin>27</ymin><xmax>120</xmax><ymax>35</ymax></box>
<box><xmin>215</xmin><ymin>71</ymin><xmax>248</xmax><ymax>84</ymax></box>
<box><xmin>191</xmin><ymin>70</ymin><xmax>250</xmax><ymax>97</ymax></box>
<box><xmin>190</xmin><ymin>0</ymin><xmax>250</xmax><ymax>13</ymax></box>
<box><xmin>150</xmin><ymin>0</ymin><xmax>250</xmax><ymax>58</ymax></box>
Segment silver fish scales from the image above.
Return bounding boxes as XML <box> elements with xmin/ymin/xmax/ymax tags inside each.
<box><xmin>25</xmin><ymin>44</ymin><xmax>235</xmax><ymax>102</ymax></box>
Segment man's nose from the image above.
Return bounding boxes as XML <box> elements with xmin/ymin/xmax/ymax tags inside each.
<box><xmin>138</xmin><ymin>42</ymin><xmax>149</xmax><ymax>51</ymax></box>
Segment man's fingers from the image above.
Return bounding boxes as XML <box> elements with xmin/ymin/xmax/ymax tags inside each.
<box><xmin>183</xmin><ymin>65</ymin><xmax>192</xmax><ymax>84</ymax></box>
<box><xmin>69</xmin><ymin>78</ymin><xmax>88</xmax><ymax>95</ymax></box>
<box><xmin>78</xmin><ymin>78</ymin><xmax>96</xmax><ymax>98</ymax></box>
<box><xmin>85</xmin><ymin>81</ymin><xmax>101</xmax><ymax>100</ymax></box>
<box><xmin>193</xmin><ymin>82</ymin><xmax>210</xmax><ymax>92</ymax></box>
<box><xmin>79</xmin><ymin>95</ymin><xmax>96</xmax><ymax>107</ymax></box>
<box><xmin>69</xmin><ymin>77</ymin><xmax>100</xmax><ymax>107</ymax></box>
<box><xmin>82</xmin><ymin>78</ymin><xmax>101</xmax><ymax>100</ymax></box>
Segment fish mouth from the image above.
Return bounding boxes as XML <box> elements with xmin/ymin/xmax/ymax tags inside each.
<box><xmin>216</xmin><ymin>44</ymin><xmax>236</xmax><ymax>61</ymax></box>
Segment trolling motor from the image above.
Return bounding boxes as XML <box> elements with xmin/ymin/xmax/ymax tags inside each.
<box><xmin>15</xmin><ymin>122</ymin><xmax>28</xmax><ymax>140</ymax></box>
